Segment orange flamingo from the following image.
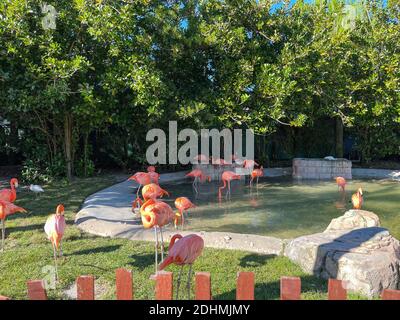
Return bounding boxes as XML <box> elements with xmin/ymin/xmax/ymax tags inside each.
<box><xmin>174</xmin><ymin>197</ymin><xmax>196</xmax><ymax>229</ymax></box>
<box><xmin>140</xmin><ymin>199</ymin><xmax>177</xmax><ymax>272</ymax></box>
<box><xmin>243</xmin><ymin>159</ymin><xmax>259</xmax><ymax>169</ymax></box>
<box><xmin>0</xmin><ymin>200</ymin><xmax>27</xmax><ymax>251</ymax></box>
<box><xmin>147</xmin><ymin>166</ymin><xmax>160</xmax><ymax>185</ymax></box>
<box><xmin>128</xmin><ymin>172</ymin><xmax>151</xmax><ymax>205</ymax></box>
<box><xmin>351</xmin><ymin>188</ymin><xmax>363</xmax><ymax>209</ymax></box>
<box><xmin>218</xmin><ymin>171</ymin><xmax>241</xmax><ymax>199</ymax></box>
<box><xmin>158</xmin><ymin>233</ymin><xmax>204</xmax><ymax>299</ymax></box>
<box><xmin>44</xmin><ymin>204</ymin><xmax>66</xmax><ymax>279</ymax></box>
<box><xmin>250</xmin><ymin>166</ymin><xmax>264</xmax><ymax>187</ymax></box>
<box><xmin>335</xmin><ymin>177</ymin><xmax>347</xmax><ymax>192</ymax></box>
<box><xmin>0</xmin><ymin>178</ymin><xmax>19</xmax><ymax>203</ymax></box>
<box><xmin>186</xmin><ymin>169</ymin><xmax>211</xmax><ymax>194</ymax></box>
<box><xmin>132</xmin><ymin>183</ymin><xmax>169</xmax><ymax>209</ymax></box>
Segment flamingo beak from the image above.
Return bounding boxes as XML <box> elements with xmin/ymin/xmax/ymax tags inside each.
<box><xmin>359</xmin><ymin>188</ymin><xmax>363</xmax><ymax>196</ymax></box>
<box><xmin>15</xmin><ymin>182</ymin><xmax>19</xmax><ymax>188</ymax></box>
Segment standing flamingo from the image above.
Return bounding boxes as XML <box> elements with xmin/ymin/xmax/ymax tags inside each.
<box><xmin>44</xmin><ymin>204</ymin><xmax>66</xmax><ymax>280</ymax></box>
<box><xmin>0</xmin><ymin>200</ymin><xmax>27</xmax><ymax>251</ymax></box>
<box><xmin>128</xmin><ymin>172</ymin><xmax>151</xmax><ymax>207</ymax></box>
<box><xmin>218</xmin><ymin>171</ymin><xmax>241</xmax><ymax>199</ymax></box>
<box><xmin>174</xmin><ymin>197</ymin><xmax>196</xmax><ymax>229</ymax></box>
<box><xmin>158</xmin><ymin>234</ymin><xmax>204</xmax><ymax>299</ymax></box>
<box><xmin>335</xmin><ymin>177</ymin><xmax>347</xmax><ymax>192</ymax></box>
<box><xmin>351</xmin><ymin>188</ymin><xmax>363</xmax><ymax>209</ymax></box>
<box><xmin>186</xmin><ymin>169</ymin><xmax>211</xmax><ymax>194</ymax></box>
<box><xmin>0</xmin><ymin>178</ymin><xmax>19</xmax><ymax>202</ymax></box>
<box><xmin>132</xmin><ymin>183</ymin><xmax>169</xmax><ymax>209</ymax></box>
<box><xmin>243</xmin><ymin>160</ymin><xmax>259</xmax><ymax>169</ymax></box>
<box><xmin>140</xmin><ymin>199</ymin><xmax>177</xmax><ymax>272</ymax></box>
<box><xmin>250</xmin><ymin>166</ymin><xmax>264</xmax><ymax>188</ymax></box>
<box><xmin>147</xmin><ymin>166</ymin><xmax>160</xmax><ymax>185</ymax></box>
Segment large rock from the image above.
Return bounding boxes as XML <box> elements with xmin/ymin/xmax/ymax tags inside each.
<box><xmin>324</xmin><ymin>209</ymin><xmax>380</xmax><ymax>232</ymax></box>
<box><xmin>284</xmin><ymin>226</ymin><xmax>400</xmax><ymax>297</ymax></box>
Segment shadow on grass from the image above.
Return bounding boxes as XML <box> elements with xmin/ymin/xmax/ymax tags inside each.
<box><xmin>129</xmin><ymin>252</ymin><xmax>156</xmax><ymax>270</ymax></box>
<box><xmin>6</xmin><ymin>223</ymin><xmax>43</xmax><ymax>232</ymax></box>
<box><xmin>239</xmin><ymin>254</ymin><xmax>275</xmax><ymax>268</ymax></box>
<box><xmin>66</xmin><ymin>245</ymin><xmax>122</xmax><ymax>256</ymax></box>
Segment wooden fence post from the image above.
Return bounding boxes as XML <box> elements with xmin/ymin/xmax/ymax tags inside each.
<box><xmin>236</xmin><ymin>272</ymin><xmax>255</xmax><ymax>300</ymax></box>
<box><xmin>116</xmin><ymin>268</ymin><xmax>133</xmax><ymax>300</ymax></box>
<box><xmin>155</xmin><ymin>271</ymin><xmax>173</xmax><ymax>300</ymax></box>
<box><xmin>328</xmin><ymin>279</ymin><xmax>347</xmax><ymax>300</ymax></box>
<box><xmin>195</xmin><ymin>272</ymin><xmax>211</xmax><ymax>300</ymax></box>
<box><xmin>77</xmin><ymin>275</ymin><xmax>95</xmax><ymax>300</ymax></box>
<box><xmin>280</xmin><ymin>276</ymin><xmax>301</xmax><ymax>300</ymax></box>
<box><xmin>27</xmin><ymin>280</ymin><xmax>48</xmax><ymax>300</ymax></box>
<box><xmin>382</xmin><ymin>289</ymin><xmax>400</xmax><ymax>300</ymax></box>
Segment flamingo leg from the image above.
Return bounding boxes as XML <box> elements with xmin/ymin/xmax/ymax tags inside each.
<box><xmin>186</xmin><ymin>264</ymin><xmax>193</xmax><ymax>300</ymax></box>
<box><xmin>250</xmin><ymin>177</ymin><xmax>253</xmax><ymax>188</ymax></box>
<box><xmin>192</xmin><ymin>177</ymin><xmax>198</xmax><ymax>194</ymax></box>
<box><xmin>59</xmin><ymin>241</ymin><xmax>63</xmax><ymax>257</ymax></box>
<box><xmin>52</xmin><ymin>242</ymin><xmax>59</xmax><ymax>282</ymax></box>
<box><xmin>136</xmin><ymin>184</ymin><xmax>142</xmax><ymax>198</ymax></box>
<box><xmin>1</xmin><ymin>219</ymin><xmax>5</xmax><ymax>252</ymax></box>
<box><xmin>159</xmin><ymin>227</ymin><xmax>165</xmax><ymax>261</ymax></box>
<box><xmin>154</xmin><ymin>226</ymin><xmax>159</xmax><ymax>274</ymax></box>
<box><xmin>181</xmin><ymin>210</ymin><xmax>185</xmax><ymax>230</ymax></box>
<box><xmin>226</xmin><ymin>181</ymin><xmax>231</xmax><ymax>199</ymax></box>
<box><xmin>256</xmin><ymin>176</ymin><xmax>259</xmax><ymax>188</ymax></box>
<box><xmin>176</xmin><ymin>265</ymin><xmax>184</xmax><ymax>300</ymax></box>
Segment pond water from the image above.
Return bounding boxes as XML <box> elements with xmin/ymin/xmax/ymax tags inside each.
<box><xmin>161</xmin><ymin>177</ymin><xmax>400</xmax><ymax>239</ymax></box>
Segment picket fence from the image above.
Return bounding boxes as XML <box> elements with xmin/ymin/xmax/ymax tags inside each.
<box><xmin>0</xmin><ymin>269</ymin><xmax>399</xmax><ymax>300</ymax></box>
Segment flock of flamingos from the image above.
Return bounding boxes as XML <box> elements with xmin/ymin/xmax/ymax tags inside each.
<box><xmin>0</xmin><ymin>156</ymin><xmax>364</xmax><ymax>298</ymax></box>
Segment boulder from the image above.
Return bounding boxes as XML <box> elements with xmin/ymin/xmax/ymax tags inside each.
<box><xmin>324</xmin><ymin>209</ymin><xmax>380</xmax><ymax>232</ymax></box>
<box><xmin>284</xmin><ymin>227</ymin><xmax>400</xmax><ymax>298</ymax></box>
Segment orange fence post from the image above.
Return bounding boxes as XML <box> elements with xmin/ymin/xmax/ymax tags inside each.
<box><xmin>116</xmin><ymin>268</ymin><xmax>133</xmax><ymax>300</ymax></box>
<box><xmin>155</xmin><ymin>271</ymin><xmax>173</xmax><ymax>300</ymax></box>
<box><xmin>280</xmin><ymin>276</ymin><xmax>301</xmax><ymax>300</ymax></box>
<box><xmin>0</xmin><ymin>295</ymin><xmax>10</xmax><ymax>300</ymax></box>
<box><xmin>195</xmin><ymin>272</ymin><xmax>211</xmax><ymax>300</ymax></box>
<box><xmin>77</xmin><ymin>275</ymin><xmax>95</xmax><ymax>300</ymax></box>
<box><xmin>328</xmin><ymin>279</ymin><xmax>347</xmax><ymax>300</ymax></box>
<box><xmin>236</xmin><ymin>272</ymin><xmax>255</xmax><ymax>300</ymax></box>
<box><xmin>27</xmin><ymin>280</ymin><xmax>48</xmax><ymax>300</ymax></box>
<box><xmin>382</xmin><ymin>289</ymin><xmax>400</xmax><ymax>300</ymax></box>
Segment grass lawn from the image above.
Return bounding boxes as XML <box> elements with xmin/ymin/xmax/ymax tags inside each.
<box><xmin>0</xmin><ymin>175</ymin><xmax>366</xmax><ymax>300</ymax></box>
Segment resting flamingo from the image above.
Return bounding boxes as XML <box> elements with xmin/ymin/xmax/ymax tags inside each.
<box><xmin>128</xmin><ymin>172</ymin><xmax>151</xmax><ymax>206</ymax></box>
<box><xmin>44</xmin><ymin>204</ymin><xmax>66</xmax><ymax>279</ymax></box>
<box><xmin>147</xmin><ymin>166</ymin><xmax>160</xmax><ymax>185</ymax></box>
<box><xmin>0</xmin><ymin>200</ymin><xmax>27</xmax><ymax>251</ymax></box>
<box><xmin>218</xmin><ymin>171</ymin><xmax>241</xmax><ymax>199</ymax></box>
<box><xmin>186</xmin><ymin>169</ymin><xmax>211</xmax><ymax>194</ymax></box>
<box><xmin>158</xmin><ymin>234</ymin><xmax>204</xmax><ymax>299</ymax></box>
<box><xmin>174</xmin><ymin>197</ymin><xmax>196</xmax><ymax>229</ymax></box>
<box><xmin>351</xmin><ymin>188</ymin><xmax>363</xmax><ymax>209</ymax></box>
<box><xmin>250</xmin><ymin>166</ymin><xmax>264</xmax><ymax>188</ymax></box>
<box><xmin>140</xmin><ymin>199</ymin><xmax>177</xmax><ymax>272</ymax></box>
<box><xmin>0</xmin><ymin>178</ymin><xmax>19</xmax><ymax>203</ymax></box>
<box><xmin>335</xmin><ymin>177</ymin><xmax>346</xmax><ymax>192</ymax></box>
<box><xmin>132</xmin><ymin>183</ymin><xmax>169</xmax><ymax>210</ymax></box>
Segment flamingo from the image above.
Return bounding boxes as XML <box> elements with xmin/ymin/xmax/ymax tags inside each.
<box><xmin>218</xmin><ymin>171</ymin><xmax>241</xmax><ymax>199</ymax></box>
<box><xmin>193</xmin><ymin>154</ymin><xmax>209</xmax><ymax>164</ymax></box>
<box><xmin>174</xmin><ymin>197</ymin><xmax>196</xmax><ymax>229</ymax></box>
<box><xmin>250</xmin><ymin>166</ymin><xmax>264</xmax><ymax>188</ymax></box>
<box><xmin>128</xmin><ymin>172</ymin><xmax>151</xmax><ymax>207</ymax></box>
<box><xmin>243</xmin><ymin>159</ymin><xmax>259</xmax><ymax>169</ymax></box>
<box><xmin>132</xmin><ymin>183</ymin><xmax>169</xmax><ymax>209</ymax></box>
<box><xmin>44</xmin><ymin>204</ymin><xmax>66</xmax><ymax>280</ymax></box>
<box><xmin>335</xmin><ymin>177</ymin><xmax>347</xmax><ymax>192</ymax></box>
<box><xmin>147</xmin><ymin>166</ymin><xmax>160</xmax><ymax>185</ymax></box>
<box><xmin>140</xmin><ymin>199</ymin><xmax>177</xmax><ymax>272</ymax></box>
<box><xmin>186</xmin><ymin>169</ymin><xmax>211</xmax><ymax>194</ymax></box>
<box><xmin>0</xmin><ymin>200</ymin><xmax>27</xmax><ymax>251</ymax></box>
<box><xmin>158</xmin><ymin>234</ymin><xmax>204</xmax><ymax>299</ymax></box>
<box><xmin>0</xmin><ymin>178</ymin><xmax>19</xmax><ymax>203</ymax></box>
<box><xmin>351</xmin><ymin>188</ymin><xmax>363</xmax><ymax>209</ymax></box>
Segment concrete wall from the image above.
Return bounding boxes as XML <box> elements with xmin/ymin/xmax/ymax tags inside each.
<box><xmin>293</xmin><ymin>158</ymin><xmax>352</xmax><ymax>180</ymax></box>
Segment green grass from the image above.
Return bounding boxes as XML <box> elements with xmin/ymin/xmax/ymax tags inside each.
<box><xmin>0</xmin><ymin>175</ymin><xmax>366</xmax><ymax>300</ymax></box>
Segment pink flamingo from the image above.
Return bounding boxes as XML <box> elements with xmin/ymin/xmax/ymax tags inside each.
<box><xmin>335</xmin><ymin>177</ymin><xmax>347</xmax><ymax>192</ymax></box>
<box><xmin>158</xmin><ymin>234</ymin><xmax>204</xmax><ymax>299</ymax></box>
<box><xmin>44</xmin><ymin>204</ymin><xmax>66</xmax><ymax>279</ymax></box>
<box><xmin>0</xmin><ymin>178</ymin><xmax>19</xmax><ymax>203</ymax></box>
<box><xmin>218</xmin><ymin>171</ymin><xmax>241</xmax><ymax>199</ymax></box>
<box><xmin>186</xmin><ymin>169</ymin><xmax>211</xmax><ymax>194</ymax></box>
<box><xmin>174</xmin><ymin>197</ymin><xmax>196</xmax><ymax>229</ymax></box>
<box><xmin>250</xmin><ymin>166</ymin><xmax>264</xmax><ymax>188</ymax></box>
<box><xmin>128</xmin><ymin>172</ymin><xmax>151</xmax><ymax>204</ymax></box>
<box><xmin>243</xmin><ymin>159</ymin><xmax>259</xmax><ymax>169</ymax></box>
<box><xmin>0</xmin><ymin>200</ymin><xmax>27</xmax><ymax>251</ymax></box>
<box><xmin>147</xmin><ymin>166</ymin><xmax>160</xmax><ymax>185</ymax></box>
<box><xmin>132</xmin><ymin>183</ymin><xmax>169</xmax><ymax>209</ymax></box>
<box><xmin>140</xmin><ymin>199</ymin><xmax>177</xmax><ymax>272</ymax></box>
<box><xmin>193</xmin><ymin>154</ymin><xmax>209</xmax><ymax>164</ymax></box>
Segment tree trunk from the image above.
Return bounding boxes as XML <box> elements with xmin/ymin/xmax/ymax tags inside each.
<box><xmin>64</xmin><ymin>114</ymin><xmax>73</xmax><ymax>181</ymax></box>
<box><xmin>335</xmin><ymin>117</ymin><xmax>344</xmax><ymax>158</ymax></box>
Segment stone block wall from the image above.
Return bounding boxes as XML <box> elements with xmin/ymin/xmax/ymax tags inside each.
<box><xmin>292</xmin><ymin>158</ymin><xmax>352</xmax><ymax>180</ymax></box>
